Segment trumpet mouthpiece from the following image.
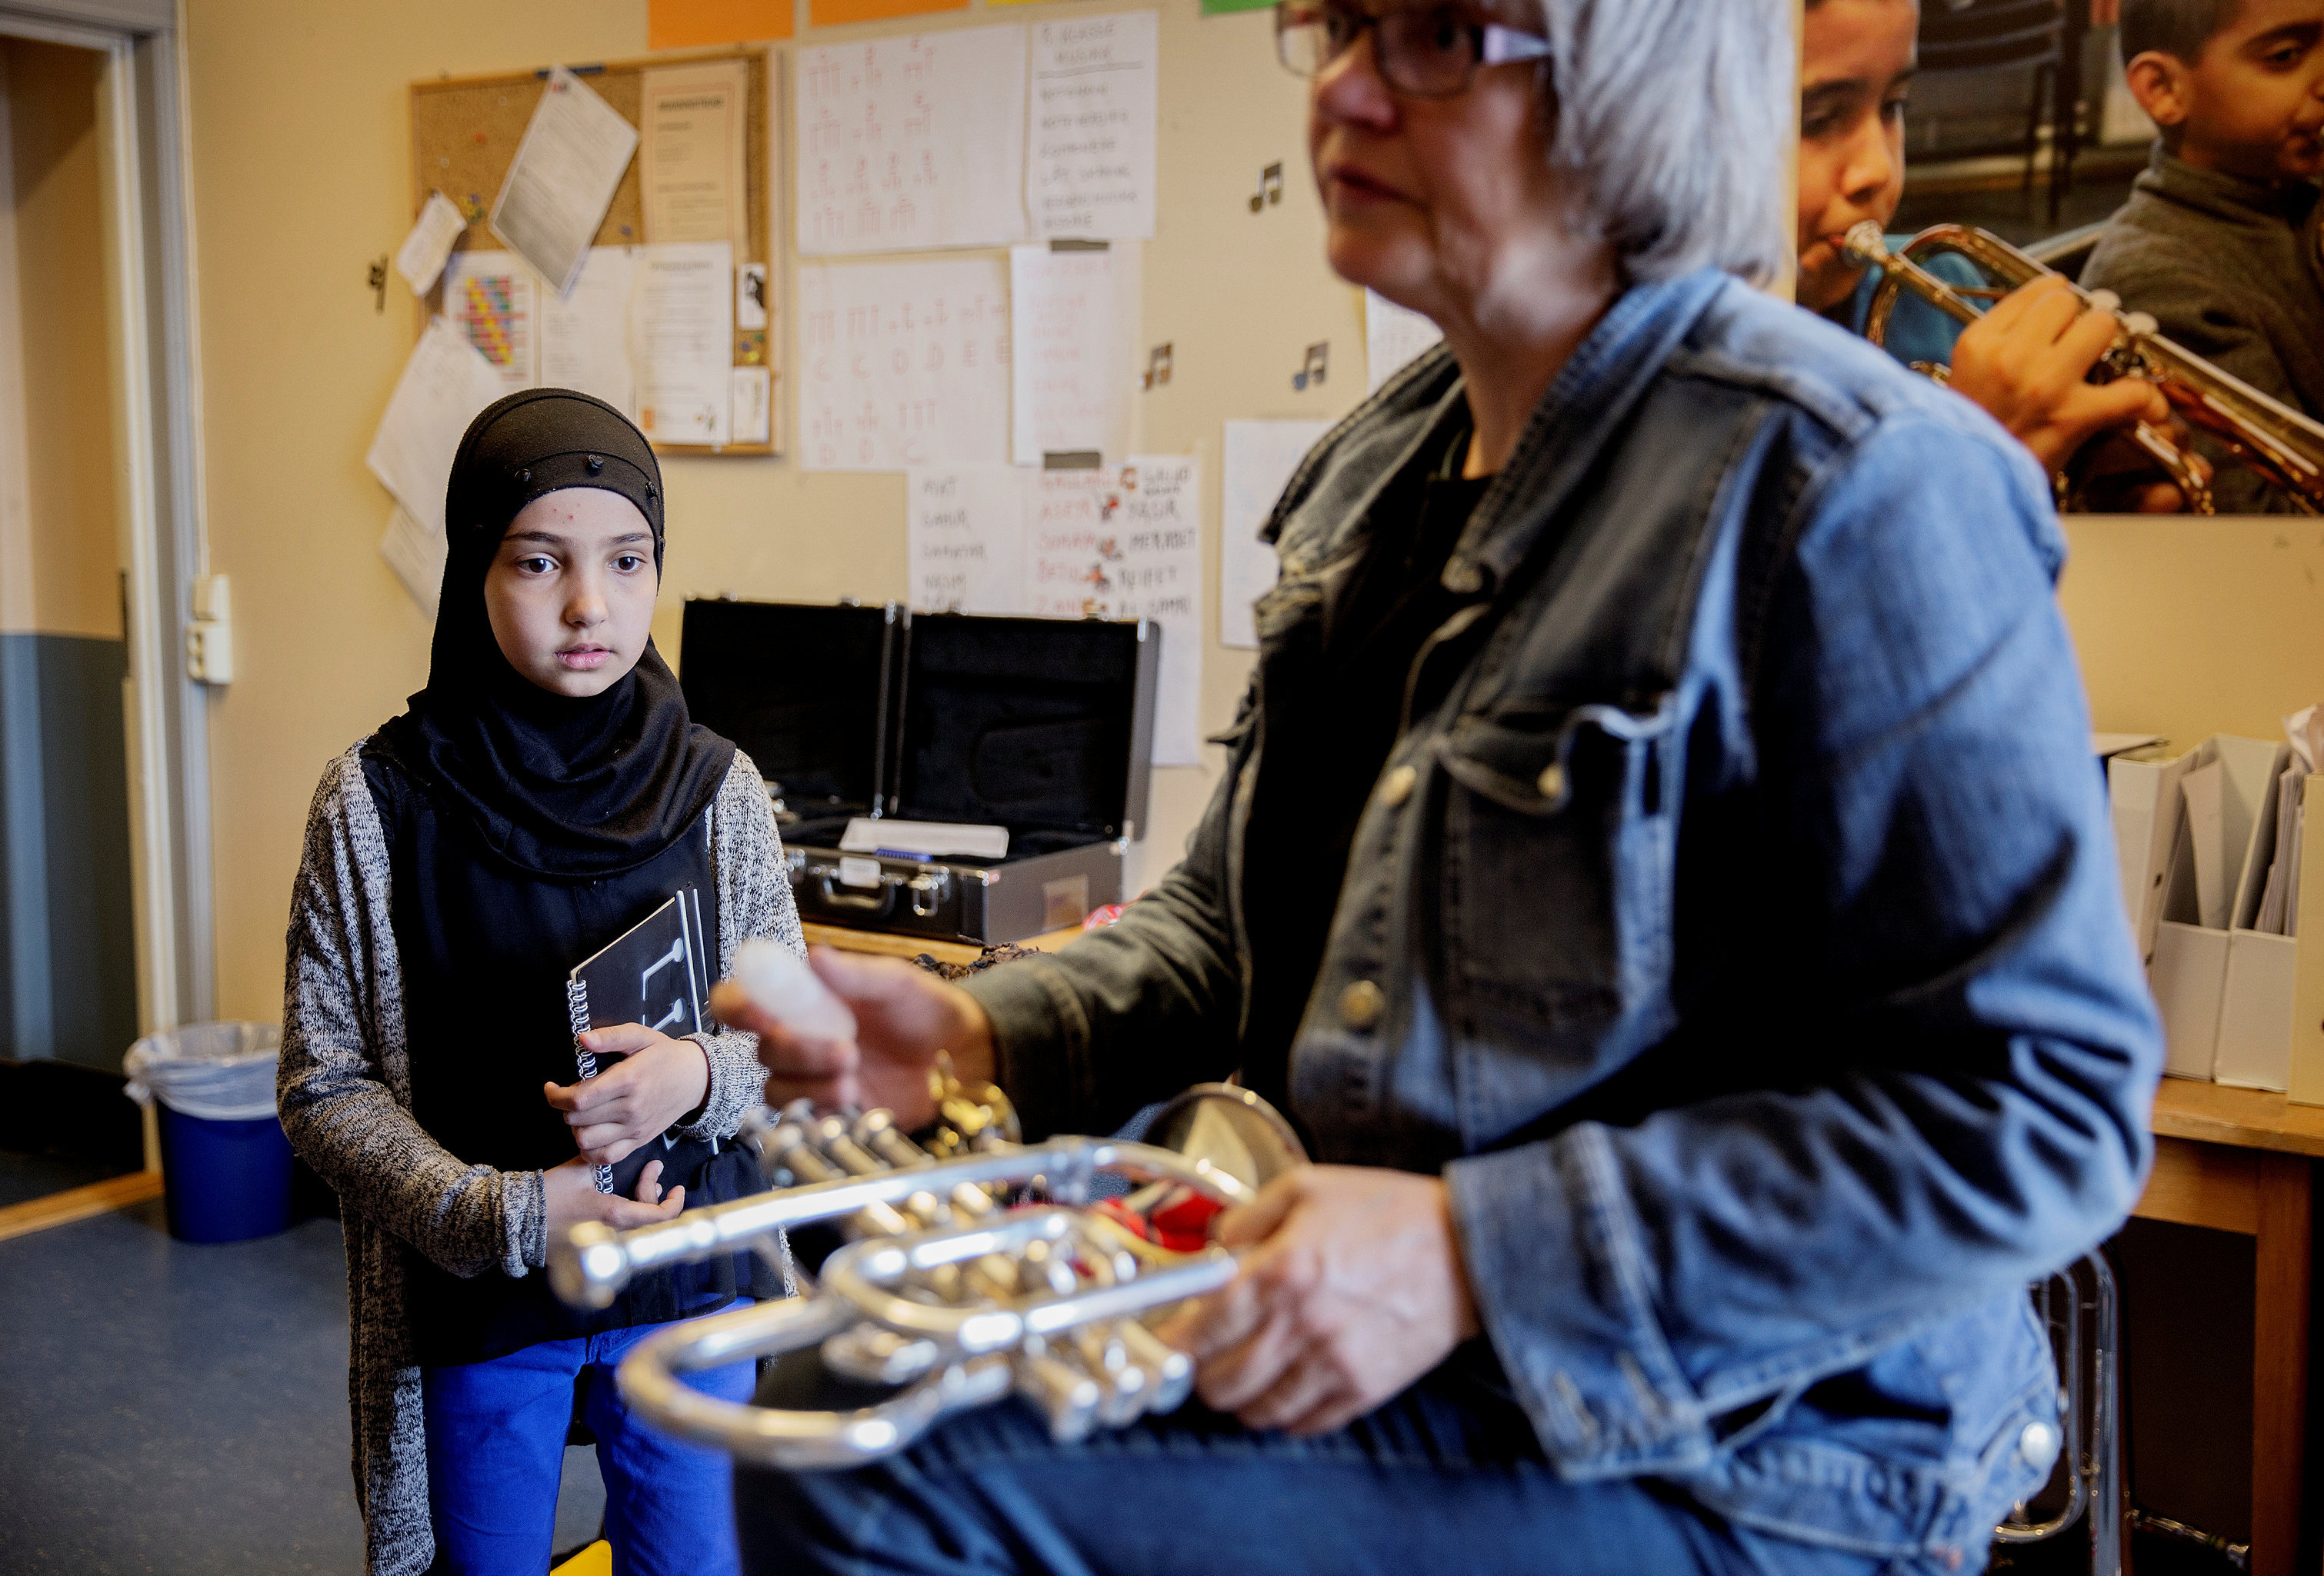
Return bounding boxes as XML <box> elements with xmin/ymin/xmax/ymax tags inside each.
<box><xmin>1840</xmin><ymin>222</ymin><xmax>1891</xmax><ymax>266</ymax></box>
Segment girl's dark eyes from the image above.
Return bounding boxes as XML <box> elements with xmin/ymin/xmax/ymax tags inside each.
<box><xmin>612</xmin><ymin>554</ymin><xmax>648</xmax><ymax>572</ymax></box>
<box><xmin>516</xmin><ymin>555</ymin><xmax>557</xmax><ymax>575</ymax></box>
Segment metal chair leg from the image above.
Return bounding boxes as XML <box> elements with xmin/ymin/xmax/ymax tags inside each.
<box><xmin>1996</xmin><ymin>1250</ymin><xmax>2122</xmax><ymax>1571</ymax></box>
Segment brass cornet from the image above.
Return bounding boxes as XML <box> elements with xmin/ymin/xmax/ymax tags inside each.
<box><xmin>548</xmin><ymin>1073</ymin><xmax>1307</xmax><ymax>1468</ymax></box>
<box><xmin>1842</xmin><ymin>222</ymin><xmax>2324</xmax><ymax>515</ymax></box>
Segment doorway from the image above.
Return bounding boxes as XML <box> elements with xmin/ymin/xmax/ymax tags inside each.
<box><xmin>0</xmin><ymin>35</ymin><xmax>145</xmax><ymax>1203</ymax></box>
<box><xmin>0</xmin><ymin>1</ymin><xmax>211</xmax><ymax>1220</ymax></box>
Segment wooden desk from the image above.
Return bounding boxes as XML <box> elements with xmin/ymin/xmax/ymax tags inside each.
<box><xmin>2136</xmin><ymin>1079</ymin><xmax>2319</xmax><ymax>1576</ymax></box>
<box><xmin>801</xmin><ymin>921</ymin><xmax>1085</xmax><ymax>968</ymax></box>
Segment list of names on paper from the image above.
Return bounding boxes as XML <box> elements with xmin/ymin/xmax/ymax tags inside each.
<box><xmin>799</xmin><ymin>257</ymin><xmax>1012</xmax><ymax>471</ymax></box>
<box><xmin>796</xmin><ymin>25</ymin><xmax>1028</xmax><ymax>255</ymax></box>
<box><xmin>1027</xmin><ymin>457</ymin><xmax>1202</xmax><ymax>765</ymax></box>
<box><xmin>1028</xmin><ymin>12</ymin><xmax>1158</xmax><ymax>241</ymax></box>
<box><xmin>906</xmin><ymin>465</ymin><xmax>1029</xmax><ymax>615</ymax></box>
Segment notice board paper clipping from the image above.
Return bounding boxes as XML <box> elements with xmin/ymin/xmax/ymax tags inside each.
<box><xmin>491</xmin><ymin>66</ymin><xmax>640</xmax><ymax>299</ymax></box>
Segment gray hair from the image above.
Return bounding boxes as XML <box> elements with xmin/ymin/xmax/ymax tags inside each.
<box><xmin>1539</xmin><ymin>0</ymin><xmax>1796</xmax><ymax>286</ymax></box>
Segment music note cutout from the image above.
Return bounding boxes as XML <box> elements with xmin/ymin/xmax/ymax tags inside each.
<box><xmin>1142</xmin><ymin>343</ymin><xmax>1173</xmax><ymax>391</ymax></box>
<box><xmin>1249</xmin><ymin>162</ymin><xmax>1285</xmax><ymax>213</ymax></box>
<box><xmin>1292</xmin><ymin>342</ymin><xmax>1328</xmax><ymax>392</ymax></box>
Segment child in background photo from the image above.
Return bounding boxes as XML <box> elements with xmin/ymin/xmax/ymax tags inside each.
<box><xmin>2084</xmin><ymin>0</ymin><xmax>2324</xmax><ymax>512</ymax></box>
<box><xmin>277</xmin><ymin>389</ymin><xmax>805</xmax><ymax>1576</ymax></box>
<box><xmin>1796</xmin><ymin>0</ymin><xmax>2185</xmax><ymax>508</ymax></box>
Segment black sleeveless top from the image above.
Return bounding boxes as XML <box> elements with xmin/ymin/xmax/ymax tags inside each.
<box><xmin>362</xmin><ymin>743</ymin><xmax>759</xmax><ymax>1365</ymax></box>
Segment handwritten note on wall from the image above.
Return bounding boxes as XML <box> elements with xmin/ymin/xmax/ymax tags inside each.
<box><xmin>1010</xmin><ymin>245</ymin><xmax>1137</xmax><ymax>465</ymax></box>
<box><xmin>1029</xmin><ymin>458</ymin><xmax>1200</xmax><ymax>765</ymax></box>
<box><xmin>907</xmin><ymin>465</ymin><xmax>1027</xmax><ymax>614</ymax></box>
<box><xmin>1027</xmin><ymin>12</ymin><xmax>1159</xmax><ymax>241</ymax></box>
<box><xmin>796</xmin><ymin>25</ymin><xmax>1029</xmax><ymax>255</ymax></box>
<box><xmin>799</xmin><ymin>257</ymin><xmax>1012</xmax><ymax>471</ymax></box>
<box><xmin>905</xmin><ymin>456</ymin><xmax>1203</xmax><ymax>765</ymax></box>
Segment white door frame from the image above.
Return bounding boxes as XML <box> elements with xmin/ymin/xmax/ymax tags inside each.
<box><xmin>0</xmin><ymin>0</ymin><xmax>211</xmax><ymax>1036</ymax></box>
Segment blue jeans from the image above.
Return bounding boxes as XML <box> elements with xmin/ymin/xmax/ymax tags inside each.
<box><xmin>732</xmin><ymin>1352</ymin><xmax>1975</xmax><ymax>1576</ymax></box>
<box><xmin>422</xmin><ymin>1320</ymin><xmax>755</xmax><ymax>1576</ymax></box>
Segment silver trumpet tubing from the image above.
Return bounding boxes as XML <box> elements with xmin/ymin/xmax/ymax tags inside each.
<box><xmin>548</xmin><ymin>1075</ymin><xmax>1307</xmax><ymax>1469</ymax></box>
<box><xmin>1842</xmin><ymin>221</ymin><xmax>2324</xmax><ymax>515</ymax></box>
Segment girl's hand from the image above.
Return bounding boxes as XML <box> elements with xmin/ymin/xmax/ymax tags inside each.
<box><xmin>543</xmin><ymin>1026</ymin><xmax>711</xmax><ymax>1165</ymax></box>
<box><xmin>542</xmin><ymin>1154</ymin><xmax>685</xmax><ymax>1231</ymax></box>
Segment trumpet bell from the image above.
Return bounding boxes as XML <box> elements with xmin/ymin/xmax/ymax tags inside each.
<box><xmin>1145</xmin><ymin>1082</ymin><xmax>1307</xmax><ymax>1192</ymax></box>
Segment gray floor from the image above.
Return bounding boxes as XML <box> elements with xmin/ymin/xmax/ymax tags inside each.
<box><xmin>0</xmin><ymin>1197</ymin><xmax>605</xmax><ymax>1573</ymax></box>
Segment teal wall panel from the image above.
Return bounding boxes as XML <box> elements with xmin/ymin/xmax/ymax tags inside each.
<box><xmin>0</xmin><ymin>632</ymin><xmax>139</xmax><ymax>1072</ymax></box>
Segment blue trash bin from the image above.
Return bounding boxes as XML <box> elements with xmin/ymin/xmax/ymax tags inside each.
<box><xmin>154</xmin><ymin>1104</ymin><xmax>295</xmax><ymax>1244</ymax></box>
<box><xmin>125</xmin><ymin>1021</ymin><xmax>292</xmax><ymax>1245</ymax></box>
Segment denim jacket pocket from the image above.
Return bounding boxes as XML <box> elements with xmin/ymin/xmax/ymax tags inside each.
<box><xmin>1433</xmin><ymin>694</ymin><xmax>1683</xmax><ymax>1146</ymax></box>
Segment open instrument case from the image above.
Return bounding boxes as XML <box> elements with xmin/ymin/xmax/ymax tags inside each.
<box><xmin>679</xmin><ymin>598</ymin><xmax>1159</xmax><ymax>943</ymax></box>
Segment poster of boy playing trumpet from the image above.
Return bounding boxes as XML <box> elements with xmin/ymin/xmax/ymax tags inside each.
<box><xmin>1798</xmin><ymin>0</ymin><xmax>2324</xmax><ymax>513</ymax></box>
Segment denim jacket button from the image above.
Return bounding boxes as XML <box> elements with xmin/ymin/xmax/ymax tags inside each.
<box><xmin>1378</xmin><ymin>765</ymin><xmax>1418</xmax><ymax>807</ymax></box>
<box><xmin>1339</xmin><ymin>980</ymin><xmax>1385</xmax><ymax>1031</ymax></box>
<box><xmin>2018</xmin><ymin>1419</ymin><xmax>2058</xmax><ymax>1466</ymax></box>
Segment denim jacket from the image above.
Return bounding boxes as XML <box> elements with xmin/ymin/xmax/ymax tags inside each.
<box><xmin>960</xmin><ymin>269</ymin><xmax>2163</xmax><ymax>1562</ymax></box>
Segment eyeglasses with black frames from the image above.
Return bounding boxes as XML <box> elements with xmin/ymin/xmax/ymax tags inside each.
<box><xmin>1274</xmin><ymin>0</ymin><xmax>1553</xmax><ymax>99</ymax></box>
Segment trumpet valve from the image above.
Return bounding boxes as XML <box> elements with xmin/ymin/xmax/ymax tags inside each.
<box><xmin>1018</xmin><ymin>1238</ymin><xmax>1081</xmax><ymax>1298</ymax></box>
<box><xmin>822</xmin><ymin>1324</ymin><xmax>942</xmax><ymax>1386</ymax></box>
<box><xmin>1115</xmin><ymin>1318</ymin><xmax>1195</xmax><ymax>1413</ymax></box>
<box><xmin>1014</xmin><ymin>1347</ymin><xmax>1103</xmax><ymax>1442</ymax></box>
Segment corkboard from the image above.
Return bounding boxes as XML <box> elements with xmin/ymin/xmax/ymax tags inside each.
<box><xmin>409</xmin><ymin>47</ymin><xmax>779</xmax><ymax>455</ymax></box>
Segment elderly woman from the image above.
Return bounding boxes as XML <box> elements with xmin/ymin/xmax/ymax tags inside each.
<box><xmin>722</xmin><ymin>0</ymin><xmax>2162</xmax><ymax>1569</ymax></box>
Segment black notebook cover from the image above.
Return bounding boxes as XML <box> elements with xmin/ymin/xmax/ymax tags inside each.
<box><xmin>565</xmin><ymin>888</ymin><xmax>709</xmax><ymax>1195</ymax></box>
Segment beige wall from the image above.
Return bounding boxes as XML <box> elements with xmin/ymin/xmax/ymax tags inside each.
<box><xmin>186</xmin><ymin>0</ymin><xmax>1360</xmax><ymax>1019</ymax></box>
<box><xmin>0</xmin><ymin>38</ymin><xmax>119</xmax><ymax>641</ymax></box>
<box><xmin>2059</xmin><ymin>517</ymin><xmax>2324</xmax><ymax>750</ymax></box>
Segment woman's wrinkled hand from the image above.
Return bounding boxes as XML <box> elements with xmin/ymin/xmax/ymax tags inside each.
<box><xmin>542</xmin><ymin>1152</ymin><xmax>685</xmax><ymax>1231</ymax></box>
<box><xmin>1947</xmin><ymin>274</ymin><xmax>2169</xmax><ymax>475</ymax></box>
<box><xmin>542</xmin><ymin>1025</ymin><xmax>709</xmax><ymax>1165</ymax></box>
<box><xmin>1153</xmin><ymin>1165</ymin><xmax>1481</xmax><ymax>1437</ymax></box>
<box><xmin>710</xmin><ymin>947</ymin><xmax>993</xmax><ymax>1128</ymax></box>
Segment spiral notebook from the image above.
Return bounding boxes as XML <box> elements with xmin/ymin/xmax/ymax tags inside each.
<box><xmin>566</xmin><ymin>887</ymin><xmax>709</xmax><ymax>1194</ymax></box>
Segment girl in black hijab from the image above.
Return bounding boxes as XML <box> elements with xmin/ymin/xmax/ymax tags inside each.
<box><xmin>277</xmin><ymin>389</ymin><xmax>805</xmax><ymax>1576</ymax></box>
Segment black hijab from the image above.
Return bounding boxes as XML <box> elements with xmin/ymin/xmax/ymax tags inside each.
<box><xmin>375</xmin><ymin>388</ymin><xmax>734</xmax><ymax>880</ymax></box>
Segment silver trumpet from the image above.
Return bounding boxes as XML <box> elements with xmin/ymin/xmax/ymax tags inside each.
<box><xmin>1842</xmin><ymin>220</ymin><xmax>2324</xmax><ymax>515</ymax></box>
<box><xmin>548</xmin><ymin>1071</ymin><xmax>1307</xmax><ymax>1468</ymax></box>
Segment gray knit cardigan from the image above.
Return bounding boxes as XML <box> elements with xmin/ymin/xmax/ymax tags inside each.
<box><xmin>277</xmin><ymin>742</ymin><xmax>802</xmax><ymax>1576</ymax></box>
